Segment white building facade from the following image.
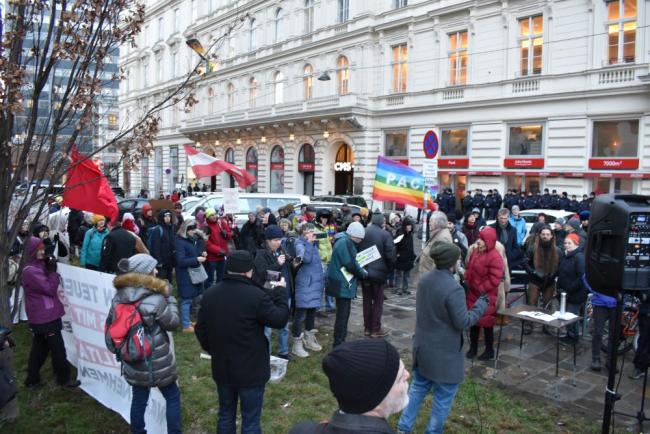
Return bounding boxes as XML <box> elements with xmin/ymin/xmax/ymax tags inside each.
<box><xmin>120</xmin><ymin>0</ymin><xmax>650</xmax><ymax>204</ymax></box>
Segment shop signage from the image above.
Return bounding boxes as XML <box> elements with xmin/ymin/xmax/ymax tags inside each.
<box><xmin>438</xmin><ymin>158</ymin><xmax>469</xmax><ymax>168</ymax></box>
<box><xmin>246</xmin><ymin>163</ymin><xmax>258</xmax><ymax>170</ymax></box>
<box><xmin>334</xmin><ymin>162</ymin><xmax>354</xmax><ymax>172</ymax></box>
<box><xmin>298</xmin><ymin>163</ymin><xmax>315</xmax><ymax>172</ymax></box>
<box><xmin>270</xmin><ymin>163</ymin><xmax>284</xmax><ymax>170</ymax></box>
<box><xmin>503</xmin><ymin>158</ymin><xmax>545</xmax><ymax>169</ymax></box>
<box><xmin>588</xmin><ymin>158</ymin><xmax>639</xmax><ymax>170</ymax></box>
<box><xmin>422</xmin><ymin>130</ymin><xmax>439</xmax><ymax>159</ymax></box>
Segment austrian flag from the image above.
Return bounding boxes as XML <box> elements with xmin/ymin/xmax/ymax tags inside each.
<box><xmin>184</xmin><ymin>145</ymin><xmax>256</xmax><ymax>188</ymax></box>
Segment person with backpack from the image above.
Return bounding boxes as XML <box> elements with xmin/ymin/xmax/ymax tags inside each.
<box><xmin>100</xmin><ymin>220</ymin><xmax>137</xmax><ymax>274</ymax></box>
<box><xmin>149</xmin><ymin>210</ymin><xmax>176</xmax><ymax>281</ymax></box>
<box><xmin>106</xmin><ymin>254</ymin><xmax>181</xmax><ymax>434</ymax></box>
<box><xmin>175</xmin><ymin>219</ymin><xmax>207</xmax><ymax>334</ymax></box>
<box><xmin>79</xmin><ymin>215</ymin><xmax>109</xmax><ymax>271</ymax></box>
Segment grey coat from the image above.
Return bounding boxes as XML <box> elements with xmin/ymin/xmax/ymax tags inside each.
<box><xmin>109</xmin><ymin>273</ymin><xmax>180</xmax><ymax>387</ymax></box>
<box><xmin>413</xmin><ymin>268</ymin><xmax>487</xmax><ymax>384</ymax></box>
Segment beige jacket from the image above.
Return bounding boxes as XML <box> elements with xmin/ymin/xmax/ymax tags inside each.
<box><xmin>417</xmin><ymin>228</ymin><xmax>453</xmax><ymax>276</ymax></box>
<box><xmin>465</xmin><ymin>241</ymin><xmax>511</xmax><ymax>312</ymax></box>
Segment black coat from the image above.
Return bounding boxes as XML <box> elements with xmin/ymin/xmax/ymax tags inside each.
<box><xmin>540</xmin><ymin>193</ymin><xmax>552</xmax><ymax>209</ymax></box>
<box><xmin>558</xmin><ymin>197</ymin><xmax>571</xmax><ymax>211</ymax></box>
<box><xmin>489</xmin><ymin>222</ymin><xmax>522</xmax><ymax>269</ymax></box>
<box><xmin>194</xmin><ymin>275</ymin><xmax>289</xmax><ymax>387</ymax></box>
<box><xmin>472</xmin><ymin>194</ymin><xmax>486</xmax><ymax>209</ymax></box>
<box><xmin>358</xmin><ymin>224</ymin><xmax>396</xmax><ymax>283</ymax></box>
<box><xmin>462</xmin><ymin>195</ymin><xmax>474</xmax><ymax>213</ymax></box>
<box><xmin>395</xmin><ymin>229</ymin><xmax>415</xmax><ymax>271</ymax></box>
<box><xmin>557</xmin><ymin>249</ymin><xmax>587</xmax><ymax>304</ymax></box>
<box><xmin>150</xmin><ymin>222</ymin><xmax>176</xmax><ymax>268</ymax></box>
<box><xmin>252</xmin><ymin>248</ymin><xmax>283</xmax><ymax>287</ymax></box>
<box><xmin>238</xmin><ymin>221</ymin><xmax>263</xmax><ymax>254</ymax></box>
<box><xmin>100</xmin><ymin>226</ymin><xmax>136</xmax><ymax>273</ymax></box>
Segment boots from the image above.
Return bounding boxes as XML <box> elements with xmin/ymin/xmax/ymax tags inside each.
<box><xmin>303</xmin><ymin>330</ymin><xmax>322</xmax><ymax>352</ymax></box>
<box><xmin>591</xmin><ymin>357</ymin><xmax>602</xmax><ymax>372</ymax></box>
<box><xmin>466</xmin><ymin>346</ymin><xmax>478</xmax><ymax>359</ymax></box>
<box><xmin>292</xmin><ymin>335</ymin><xmax>309</xmax><ymax>358</ymax></box>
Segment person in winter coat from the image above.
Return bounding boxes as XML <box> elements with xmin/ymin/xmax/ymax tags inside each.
<box><xmin>100</xmin><ymin>221</ymin><xmax>137</xmax><ymax>274</ymax></box>
<box><xmin>237</xmin><ymin>212</ymin><xmax>262</xmax><ymax>254</ymax></box>
<box><xmin>204</xmin><ymin>208</ymin><xmax>232</xmax><ymax>288</ymax></box>
<box><xmin>490</xmin><ymin>208</ymin><xmax>523</xmax><ymax>270</ymax></box>
<box><xmin>122</xmin><ymin>213</ymin><xmax>149</xmax><ymax>254</ymax></box>
<box><xmin>417</xmin><ymin>212</ymin><xmax>452</xmax><ymax>276</ymax></box>
<box><xmin>136</xmin><ymin>203</ymin><xmax>157</xmax><ymax>238</ymax></box>
<box><xmin>466</xmin><ymin>237</ymin><xmax>511</xmax><ymax>314</ymax></box>
<box><xmin>462</xmin><ymin>191</ymin><xmax>474</xmax><ymax>215</ymax></box>
<box><xmin>291</xmin><ymin>223</ymin><xmax>324</xmax><ymax>358</ymax></box>
<box><xmin>524</xmin><ymin>225</ymin><xmax>561</xmax><ymax>311</ymax></box>
<box><xmin>108</xmin><ymin>254</ymin><xmax>181</xmax><ymax>434</ymax></box>
<box><xmin>509</xmin><ymin>205</ymin><xmax>528</xmax><ymax>246</ymax></box>
<box><xmin>446</xmin><ymin>213</ymin><xmax>468</xmax><ymax>264</ymax></box>
<box><xmin>79</xmin><ymin>215</ymin><xmax>109</xmax><ymax>270</ymax></box>
<box><xmin>195</xmin><ymin>208</ymin><xmax>208</xmax><ymax>231</ymax></box>
<box><xmin>175</xmin><ymin>218</ymin><xmax>207</xmax><ymax>333</ymax></box>
<box><xmin>394</xmin><ymin>218</ymin><xmax>416</xmax><ymax>296</ymax></box>
<box><xmin>583</xmin><ymin>276</ymin><xmax>617</xmax><ymax>372</ymax></box>
<box><xmin>327</xmin><ymin>223</ymin><xmax>369</xmax><ymax>347</ymax></box>
<box><xmin>556</xmin><ymin>233</ymin><xmax>586</xmax><ymax>344</ymax></box>
<box><xmin>462</xmin><ymin>212</ymin><xmax>480</xmax><ymax>247</ymax></box>
<box><xmin>194</xmin><ymin>250</ymin><xmax>289</xmax><ymax>434</ymax></box>
<box><xmin>464</xmin><ymin>227</ymin><xmax>504</xmax><ymax>361</ymax></box>
<box><xmin>22</xmin><ymin>236</ymin><xmax>80</xmax><ymax>389</ymax></box>
<box><xmin>149</xmin><ymin>210</ymin><xmax>176</xmax><ymax>281</ymax></box>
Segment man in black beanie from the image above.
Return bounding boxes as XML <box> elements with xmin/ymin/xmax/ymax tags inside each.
<box><xmin>195</xmin><ymin>250</ymin><xmax>290</xmax><ymax>433</ymax></box>
<box><xmin>397</xmin><ymin>242</ymin><xmax>488</xmax><ymax>434</ymax></box>
<box><xmin>289</xmin><ymin>339</ymin><xmax>410</xmax><ymax>433</ymax></box>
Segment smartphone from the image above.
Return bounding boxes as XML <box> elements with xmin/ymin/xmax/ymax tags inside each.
<box><xmin>266</xmin><ymin>270</ymin><xmax>281</xmax><ymax>282</ymax></box>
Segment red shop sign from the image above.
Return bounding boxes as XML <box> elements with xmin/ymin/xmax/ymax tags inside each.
<box><xmin>270</xmin><ymin>163</ymin><xmax>284</xmax><ymax>170</ymax></box>
<box><xmin>298</xmin><ymin>163</ymin><xmax>315</xmax><ymax>172</ymax></box>
<box><xmin>438</xmin><ymin>158</ymin><xmax>470</xmax><ymax>168</ymax></box>
<box><xmin>588</xmin><ymin>158</ymin><xmax>639</xmax><ymax>170</ymax></box>
<box><xmin>246</xmin><ymin>163</ymin><xmax>258</xmax><ymax>170</ymax></box>
<box><xmin>503</xmin><ymin>158</ymin><xmax>545</xmax><ymax>169</ymax></box>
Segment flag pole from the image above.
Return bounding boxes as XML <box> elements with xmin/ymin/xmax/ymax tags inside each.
<box><xmin>422</xmin><ymin>181</ymin><xmax>427</xmax><ymax>247</ymax></box>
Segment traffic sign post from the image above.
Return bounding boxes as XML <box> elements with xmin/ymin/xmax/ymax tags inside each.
<box><xmin>423</xmin><ymin>130</ymin><xmax>439</xmax><ymax>159</ymax></box>
<box><xmin>421</xmin><ymin>130</ymin><xmax>439</xmax><ymax>245</ymax></box>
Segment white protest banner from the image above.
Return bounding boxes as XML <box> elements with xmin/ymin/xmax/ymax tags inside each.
<box><xmin>222</xmin><ymin>188</ymin><xmax>240</xmax><ymax>214</ymax></box>
<box><xmin>356</xmin><ymin>245</ymin><xmax>382</xmax><ymax>268</ymax></box>
<box><xmin>58</xmin><ymin>264</ymin><xmax>169</xmax><ymax>433</ymax></box>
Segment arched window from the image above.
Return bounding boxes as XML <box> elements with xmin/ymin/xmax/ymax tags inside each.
<box><xmin>249</xmin><ymin>18</ymin><xmax>257</xmax><ymax>51</ymax></box>
<box><xmin>337</xmin><ymin>55</ymin><xmax>349</xmax><ymax>95</ymax></box>
<box><xmin>245</xmin><ymin>147</ymin><xmax>258</xmax><ymax>193</ymax></box>
<box><xmin>225</xmin><ymin>147</ymin><xmax>235</xmax><ymax>188</ymax></box>
<box><xmin>303</xmin><ymin>64</ymin><xmax>313</xmax><ymax>100</ymax></box>
<box><xmin>298</xmin><ymin>143</ymin><xmax>315</xmax><ymax>195</ymax></box>
<box><xmin>249</xmin><ymin>77</ymin><xmax>257</xmax><ymax>108</ymax></box>
<box><xmin>207</xmin><ymin>87</ymin><xmax>215</xmax><ymax>113</ymax></box>
<box><xmin>270</xmin><ymin>146</ymin><xmax>285</xmax><ymax>193</ymax></box>
<box><xmin>273</xmin><ymin>71</ymin><xmax>284</xmax><ymax>105</ymax></box>
<box><xmin>274</xmin><ymin>8</ymin><xmax>284</xmax><ymax>43</ymax></box>
<box><xmin>227</xmin><ymin>82</ymin><xmax>235</xmax><ymax>110</ymax></box>
<box><xmin>304</xmin><ymin>0</ymin><xmax>314</xmax><ymax>33</ymax></box>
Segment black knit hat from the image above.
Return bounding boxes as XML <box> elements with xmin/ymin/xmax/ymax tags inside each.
<box><xmin>430</xmin><ymin>241</ymin><xmax>460</xmax><ymax>270</ymax></box>
<box><xmin>322</xmin><ymin>339</ymin><xmax>400</xmax><ymax>414</ymax></box>
<box><xmin>226</xmin><ymin>250</ymin><xmax>254</xmax><ymax>273</ymax></box>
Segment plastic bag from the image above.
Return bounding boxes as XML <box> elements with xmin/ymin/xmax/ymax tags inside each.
<box><xmin>269</xmin><ymin>355</ymin><xmax>288</xmax><ymax>383</ymax></box>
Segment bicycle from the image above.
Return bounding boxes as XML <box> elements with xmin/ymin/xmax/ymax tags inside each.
<box><xmin>582</xmin><ymin>294</ymin><xmax>639</xmax><ymax>355</ymax></box>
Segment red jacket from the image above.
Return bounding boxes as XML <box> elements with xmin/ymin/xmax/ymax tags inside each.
<box><xmin>206</xmin><ymin>218</ymin><xmax>232</xmax><ymax>262</ymax></box>
<box><xmin>465</xmin><ymin>227</ymin><xmax>504</xmax><ymax>328</ymax></box>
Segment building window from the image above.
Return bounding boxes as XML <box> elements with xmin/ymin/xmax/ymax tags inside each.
<box><xmin>298</xmin><ymin>143</ymin><xmax>315</xmax><ymax>196</ymax></box>
<box><xmin>154</xmin><ymin>147</ymin><xmax>163</xmax><ymax>194</ymax></box>
<box><xmin>245</xmin><ymin>147</ymin><xmax>258</xmax><ymax>193</ymax></box>
<box><xmin>385</xmin><ymin>132</ymin><xmax>408</xmax><ymax>157</ymax></box>
<box><xmin>448</xmin><ymin>31</ymin><xmax>468</xmax><ymax>85</ymax></box>
<box><xmin>391</xmin><ymin>44</ymin><xmax>408</xmax><ymax>93</ymax></box>
<box><xmin>174</xmin><ymin>9</ymin><xmax>180</xmax><ymax>33</ymax></box>
<box><xmin>441</xmin><ymin>127</ymin><xmax>468</xmax><ymax>156</ymax></box>
<box><xmin>274</xmin><ymin>8</ymin><xmax>284</xmax><ymax>43</ymax></box>
<box><xmin>144</xmin><ymin>25</ymin><xmax>149</xmax><ymax>46</ymax></box>
<box><xmin>303</xmin><ymin>64</ymin><xmax>313</xmax><ymax>100</ymax></box>
<box><xmin>607</xmin><ymin>0</ymin><xmax>636</xmax><ymax>65</ymax></box>
<box><xmin>171</xmin><ymin>52</ymin><xmax>177</xmax><ymax>78</ymax></box>
<box><xmin>142</xmin><ymin>60</ymin><xmax>149</xmax><ymax>86</ymax></box>
<box><xmin>338</xmin><ymin>0</ymin><xmax>349</xmax><ymax>23</ymax></box>
<box><xmin>518</xmin><ymin>15</ymin><xmax>543</xmax><ymax>76</ymax></box>
<box><xmin>158</xmin><ymin>17</ymin><xmax>163</xmax><ymax>41</ymax></box>
<box><xmin>227</xmin><ymin>83</ymin><xmax>235</xmax><ymax>110</ymax></box>
<box><xmin>393</xmin><ymin>0</ymin><xmax>407</xmax><ymax>8</ymax></box>
<box><xmin>508</xmin><ymin>124</ymin><xmax>544</xmax><ymax>156</ymax></box>
<box><xmin>107</xmin><ymin>114</ymin><xmax>118</xmax><ymax>130</ymax></box>
<box><xmin>273</xmin><ymin>71</ymin><xmax>284</xmax><ymax>104</ymax></box>
<box><xmin>225</xmin><ymin>147</ymin><xmax>235</xmax><ymax>188</ymax></box>
<box><xmin>249</xmin><ymin>77</ymin><xmax>257</xmax><ymax>108</ymax></box>
<box><xmin>304</xmin><ymin>0</ymin><xmax>314</xmax><ymax>33</ymax></box>
<box><xmin>249</xmin><ymin>18</ymin><xmax>258</xmax><ymax>51</ymax></box>
<box><xmin>337</xmin><ymin>56</ymin><xmax>349</xmax><ymax>95</ymax></box>
<box><xmin>592</xmin><ymin>119</ymin><xmax>638</xmax><ymax>157</ymax></box>
<box><xmin>270</xmin><ymin>146</ymin><xmax>285</xmax><ymax>193</ymax></box>
<box><xmin>207</xmin><ymin>87</ymin><xmax>215</xmax><ymax>114</ymax></box>
<box><xmin>170</xmin><ymin>146</ymin><xmax>179</xmax><ymax>185</ymax></box>
<box><xmin>191</xmin><ymin>0</ymin><xmax>197</xmax><ymax>21</ymax></box>
<box><xmin>156</xmin><ymin>56</ymin><xmax>162</xmax><ymax>83</ymax></box>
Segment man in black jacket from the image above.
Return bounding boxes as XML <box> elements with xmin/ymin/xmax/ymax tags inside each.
<box><xmin>462</xmin><ymin>190</ymin><xmax>474</xmax><ymax>215</ymax></box>
<box><xmin>359</xmin><ymin>213</ymin><xmax>396</xmax><ymax>338</ymax></box>
<box><xmin>195</xmin><ymin>250</ymin><xmax>289</xmax><ymax>434</ymax></box>
<box><xmin>489</xmin><ymin>208</ymin><xmax>522</xmax><ymax>270</ymax></box>
<box><xmin>100</xmin><ymin>221</ymin><xmax>136</xmax><ymax>273</ymax></box>
<box><xmin>150</xmin><ymin>210</ymin><xmax>176</xmax><ymax>280</ymax></box>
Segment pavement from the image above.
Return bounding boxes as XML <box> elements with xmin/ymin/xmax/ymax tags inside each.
<box><xmin>313</xmin><ymin>228</ymin><xmax>648</xmax><ymax>431</ymax></box>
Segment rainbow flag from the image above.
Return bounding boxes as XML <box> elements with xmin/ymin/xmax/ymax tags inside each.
<box><xmin>372</xmin><ymin>156</ymin><xmax>436</xmax><ymax>210</ymax></box>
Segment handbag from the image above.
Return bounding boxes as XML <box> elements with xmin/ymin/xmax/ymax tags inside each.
<box><xmin>188</xmin><ymin>264</ymin><xmax>208</xmax><ymax>284</ymax></box>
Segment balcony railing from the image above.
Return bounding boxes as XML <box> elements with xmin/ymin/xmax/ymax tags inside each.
<box><xmin>598</xmin><ymin>67</ymin><xmax>635</xmax><ymax>85</ymax></box>
<box><xmin>512</xmin><ymin>78</ymin><xmax>540</xmax><ymax>93</ymax></box>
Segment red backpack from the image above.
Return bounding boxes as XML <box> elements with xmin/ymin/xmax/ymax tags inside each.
<box><xmin>104</xmin><ymin>301</ymin><xmax>152</xmax><ymax>363</ymax></box>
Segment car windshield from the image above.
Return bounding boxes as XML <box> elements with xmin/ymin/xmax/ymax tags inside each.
<box><xmin>267</xmin><ymin>198</ymin><xmax>301</xmax><ymax>211</ymax></box>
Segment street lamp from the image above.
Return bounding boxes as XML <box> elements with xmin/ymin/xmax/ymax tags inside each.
<box><xmin>318</xmin><ymin>71</ymin><xmax>331</xmax><ymax>81</ymax></box>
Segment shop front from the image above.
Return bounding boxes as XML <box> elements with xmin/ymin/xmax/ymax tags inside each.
<box><xmin>298</xmin><ymin>143</ymin><xmax>315</xmax><ymax>196</ymax></box>
<box><xmin>334</xmin><ymin>143</ymin><xmax>354</xmax><ymax>195</ymax></box>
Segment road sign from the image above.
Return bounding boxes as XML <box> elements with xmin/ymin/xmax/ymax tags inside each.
<box><xmin>423</xmin><ymin>159</ymin><xmax>438</xmax><ymax>186</ymax></box>
<box><xmin>423</xmin><ymin>130</ymin><xmax>439</xmax><ymax>159</ymax></box>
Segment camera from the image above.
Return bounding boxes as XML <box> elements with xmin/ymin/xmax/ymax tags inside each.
<box><xmin>44</xmin><ymin>255</ymin><xmax>58</xmax><ymax>273</ymax></box>
<box><xmin>266</xmin><ymin>270</ymin><xmax>281</xmax><ymax>282</ymax></box>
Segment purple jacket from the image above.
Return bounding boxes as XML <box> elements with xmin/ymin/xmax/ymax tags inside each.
<box><xmin>21</xmin><ymin>236</ymin><xmax>63</xmax><ymax>325</ymax></box>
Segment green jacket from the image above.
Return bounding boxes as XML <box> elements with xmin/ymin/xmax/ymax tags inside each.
<box><xmin>314</xmin><ymin>222</ymin><xmax>335</xmax><ymax>264</ymax></box>
<box><xmin>326</xmin><ymin>233</ymin><xmax>367</xmax><ymax>299</ymax></box>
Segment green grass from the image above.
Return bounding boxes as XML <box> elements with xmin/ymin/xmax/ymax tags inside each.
<box><xmin>1</xmin><ymin>324</ymin><xmax>602</xmax><ymax>433</ymax></box>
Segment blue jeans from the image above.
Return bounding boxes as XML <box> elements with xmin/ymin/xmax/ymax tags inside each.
<box><xmin>131</xmin><ymin>382</ymin><xmax>181</xmax><ymax>434</ymax></box>
<box><xmin>205</xmin><ymin>260</ymin><xmax>226</xmax><ymax>289</ymax></box>
<box><xmin>217</xmin><ymin>384</ymin><xmax>265</xmax><ymax>434</ymax></box>
<box><xmin>397</xmin><ymin>368</ymin><xmax>459</xmax><ymax>434</ymax></box>
<box><xmin>180</xmin><ymin>298</ymin><xmax>192</xmax><ymax>329</ymax></box>
<box><xmin>396</xmin><ymin>269</ymin><xmax>411</xmax><ymax>291</ymax></box>
<box><xmin>264</xmin><ymin>324</ymin><xmax>289</xmax><ymax>356</ymax></box>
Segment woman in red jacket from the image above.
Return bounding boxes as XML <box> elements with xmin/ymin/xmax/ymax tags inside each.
<box><xmin>465</xmin><ymin>227</ymin><xmax>504</xmax><ymax>361</ymax></box>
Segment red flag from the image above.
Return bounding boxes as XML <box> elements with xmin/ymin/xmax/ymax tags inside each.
<box><xmin>63</xmin><ymin>147</ymin><xmax>118</xmax><ymax>222</ymax></box>
<box><xmin>184</xmin><ymin>144</ymin><xmax>256</xmax><ymax>189</ymax></box>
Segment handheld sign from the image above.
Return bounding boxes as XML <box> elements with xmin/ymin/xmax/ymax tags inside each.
<box><xmin>423</xmin><ymin>130</ymin><xmax>439</xmax><ymax>159</ymax></box>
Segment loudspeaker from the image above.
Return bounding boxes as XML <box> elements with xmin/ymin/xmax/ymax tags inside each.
<box><xmin>585</xmin><ymin>194</ymin><xmax>650</xmax><ymax>297</ymax></box>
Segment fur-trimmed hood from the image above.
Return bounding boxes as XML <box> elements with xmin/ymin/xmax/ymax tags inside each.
<box><xmin>113</xmin><ymin>272</ymin><xmax>170</xmax><ymax>297</ymax></box>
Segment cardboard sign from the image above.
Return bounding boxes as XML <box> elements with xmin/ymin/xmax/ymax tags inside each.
<box><xmin>222</xmin><ymin>188</ymin><xmax>239</xmax><ymax>214</ymax></box>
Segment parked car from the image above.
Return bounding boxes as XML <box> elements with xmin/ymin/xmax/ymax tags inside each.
<box><xmin>486</xmin><ymin>209</ymin><xmax>576</xmax><ymax>239</ymax></box>
<box><xmin>311</xmin><ymin>195</ymin><xmax>368</xmax><ymax>208</ymax></box>
<box><xmin>117</xmin><ymin>198</ymin><xmax>151</xmax><ymax>219</ymax></box>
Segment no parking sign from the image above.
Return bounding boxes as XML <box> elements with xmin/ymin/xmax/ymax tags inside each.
<box><xmin>423</xmin><ymin>130</ymin><xmax>439</xmax><ymax>159</ymax></box>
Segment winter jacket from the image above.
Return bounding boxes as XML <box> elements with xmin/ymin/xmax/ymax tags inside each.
<box><xmin>568</xmin><ymin>200</ymin><xmax>580</xmax><ymax>213</ymax></box>
<box><xmin>109</xmin><ymin>273</ymin><xmax>179</xmax><ymax>387</ymax></box>
<box><xmin>80</xmin><ymin>227</ymin><xmax>109</xmax><ymax>268</ymax></box>
<box><xmin>314</xmin><ymin>222</ymin><xmax>336</xmax><ymax>264</ymax></box>
<box><xmin>252</xmin><ymin>248</ymin><xmax>284</xmax><ymax>287</ymax></box>
<box><xmin>100</xmin><ymin>226</ymin><xmax>136</xmax><ymax>273</ymax></box>
<box><xmin>524</xmin><ymin>242</ymin><xmax>562</xmax><ymax>288</ymax></box>
<box><xmin>417</xmin><ymin>228</ymin><xmax>453</xmax><ymax>275</ymax></box>
<box><xmin>523</xmin><ymin>196</ymin><xmax>537</xmax><ymax>210</ymax></box>
<box><xmin>290</xmin><ymin>412</ymin><xmax>396</xmax><ymax>434</ymax></box>
<box><xmin>557</xmin><ymin>249</ymin><xmax>587</xmax><ymax>304</ymax></box>
<box><xmin>21</xmin><ymin>236</ymin><xmax>63</xmax><ymax>325</ymax></box>
<box><xmin>465</xmin><ymin>227</ymin><xmax>504</xmax><ymax>328</ymax></box>
<box><xmin>294</xmin><ymin>237</ymin><xmax>324</xmax><ymax>309</ymax></box>
<box><xmin>584</xmin><ymin>275</ymin><xmax>616</xmax><ymax>308</ymax></box>
<box><xmin>149</xmin><ymin>219</ymin><xmax>176</xmax><ymax>268</ymax></box>
<box><xmin>466</xmin><ymin>241</ymin><xmax>511</xmax><ymax>312</ymax></box>
<box><xmin>206</xmin><ymin>218</ymin><xmax>232</xmax><ymax>262</ymax></box>
<box><xmin>509</xmin><ymin>215</ymin><xmax>528</xmax><ymax>246</ymax></box>
<box><xmin>175</xmin><ymin>235</ymin><xmax>203</xmax><ymax>300</ymax></box>
<box><xmin>194</xmin><ymin>274</ymin><xmax>289</xmax><ymax>387</ymax></box>
<box><xmin>462</xmin><ymin>195</ymin><xmax>474</xmax><ymax>214</ymax></box>
<box><xmin>395</xmin><ymin>227</ymin><xmax>416</xmax><ymax>271</ymax></box>
<box><xmin>414</xmin><ymin>268</ymin><xmax>488</xmax><ymax>385</ymax></box>
<box><xmin>462</xmin><ymin>221</ymin><xmax>480</xmax><ymax>247</ymax></box>
<box><xmin>472</xmin><ymin>193</ymin><xmax>486</xmax><ymax>210</ymax></box>
<box><xmin>326</xmin><ymin>233</ymin><xmax>368</xmax><ymax>299</ymax></box>
<box><xmin>559</xmin><ymin>197</ymin><xmax>571</xmax><ymax>211</ymax></box>
<box><xmin>450</xmin><ymin>228</ymin><xmax>469</xmax><ymax>263</ymax></box>
<box><xmin>237</xmin><ymin>221</ymin><xmax>262</xmax><ymax>254</ymax></box>
<box><xmin>358</xmin><ymin>224</ymin><xmax>396</xmax><ymax>283</ymax></box>
<box><xmin>540</xmin><ymin>193</ymin><xmax>552</xmax><ymax>209</ymax></box>
<box><xmin>489</xmin><ymin>221</ymin><xmax>523</xmax><ymax>269</ymax></box>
